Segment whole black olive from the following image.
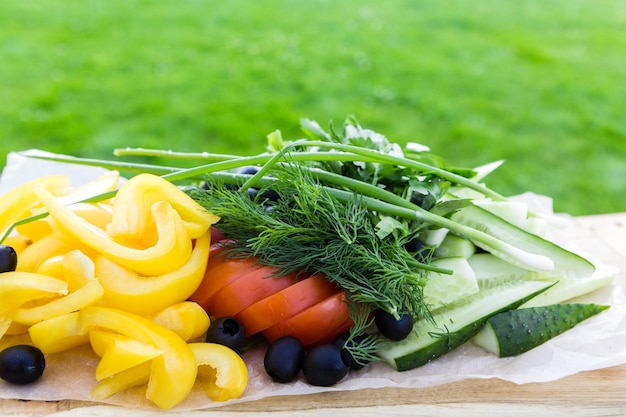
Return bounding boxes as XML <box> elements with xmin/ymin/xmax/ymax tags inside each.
<box><xmin>403</xmin><ymin>238</ymin><xmax>430</xmax><ymax>262</ymax></box>
<box><xmin>374</xmin><ymin>309</ymin><xmax>414</xmax><ymax>341</ymax></box>
<box><xmin>301</xmin><ymin>344</ymin><xmax>350</xmax><ymax>387</ymax></box>
<box><xmin>205</xmin><ymin>317</ymin><xmax>247</xmax><ymax>353</ymax></box>
<box><xmin>0</xmin><ymin>245</ymin><xmax>18</xmax><ymax>273</ymax></box>
<box><xmin>238</xmin><ymin>166</ymin><xmax>260</xmax><ymax>175</ymax></box>
<box><xmin>0</xmin><ymin>345</ymin><xmax>45</xmax><ymax>384</ymax></box>
<box><xmin>264</xmin><ymin>336</ymin><xmax>304</xmax><ymax>383</ymax></box>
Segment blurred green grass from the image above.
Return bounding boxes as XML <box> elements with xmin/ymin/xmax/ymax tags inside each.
<box><xmin>1</xmin><ymin>0</ymin><xmax>624</xmax><ymax>215</ymax></box>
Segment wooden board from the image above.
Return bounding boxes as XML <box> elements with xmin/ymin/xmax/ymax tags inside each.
<box><xmin>3</xmin><ymin>212</ymin><xmax>626</xmax><ymax>417</ymax></box>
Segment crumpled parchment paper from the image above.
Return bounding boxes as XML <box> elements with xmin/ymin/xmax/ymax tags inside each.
<box><xmin>0</xmin><ymin>150</ymin><xmax>624</xmax><ymax>412</ymax></box>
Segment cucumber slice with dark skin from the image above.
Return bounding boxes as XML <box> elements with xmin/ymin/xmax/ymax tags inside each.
<box><xmin>473</xmin><ymin>303</ymin><xmax>609</xmax><ymax>357</ymax></box>
<box><xmin>378</xmin><ymin>279</ymin><xmax>555</xmax><ymax>371</ymax></box>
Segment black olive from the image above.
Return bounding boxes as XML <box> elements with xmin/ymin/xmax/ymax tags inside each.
<box><xmin>0</xmin><ymin>245</ymin><xmax>17</xmax><ymax>273</ymax></box>
<box><xmin>258</xmin><ymin>188</ymin><xmax>280</xmax><ymax>202</ymax></box>
<box><xmin>238</xmin><ymin>166</ymin><xmax>260</xmax><ymax>175</ymax></box>
<box><xmin>403</xmin><ymin>238</ymin><xmax>430</xmax><ymax>262</ymax></box>
<box><xmin>264</xmin><ymin>336</ymin><xmax>304</xmax><ymax>383</ymax></box>
<box><xmin>374</xmin><ymin>309</ymin><xmax>414</xmax><ymax>341</ymax></box>
<box><xmin>0</xmin><ymin>345</ymin><xmax>45</xmax><ymax>384</ymax></box>
<box><xmin>205</xmin><ymin>317</ymin><xmax>247</xmax><ymax>353</ymax></box>
<box><xmin>301</xmin><ymin>344</ymin><xmax>350</xmax><ymax>387</ymax></box>
<box><xmin>333</xmin><ymin>332</ymin><xmax>369</xmax><ymax>370</ymax></box>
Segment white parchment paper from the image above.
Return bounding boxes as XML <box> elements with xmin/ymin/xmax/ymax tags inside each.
<box><xmin>0</xmin><ymin>150</ymin><xmax>624</xmax><ymax>412</ymax></box>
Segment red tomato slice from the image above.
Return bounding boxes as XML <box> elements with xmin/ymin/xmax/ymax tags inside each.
<box><xmin>188</xmin><ymin>256</ymin><xmax>263</xmax><ymax>312</ymax></box>
<box><xmin>262</xmin><ymin>290</ymin><xmax>351</xmax><ymax>346</ymax></box>
<box><xmin>311</xmin><ymin>317</ymin><xmax>354</xmax><ymax>346</ymax></box>
<box><xmin>236</xmin><ymin>274</ymin><xmax>340</xmax><ymax>336</ymax></box>
<box><xmin>208</xmin><ymin>266</ymin><xmax>298</xmax><ymax>318</ymax></box>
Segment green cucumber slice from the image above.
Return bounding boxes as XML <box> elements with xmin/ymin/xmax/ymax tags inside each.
<box><xmin>473</xmin><ymin>303</ymin><xmax>609</xmax><ymax>357</ymax></box>
<box><xmin>434</xmin><ymin>234</ymin><xmax>476</xmax><ymax>259</ymax></box>
<box><xmin>378</xmin><ymin>279</ymin><xmax>554</xmax><ymax>371</ymax></box>
<box><xmin>472</xmin><ymin>200</ymin><xmax>528</xmax><ymax>229</ymax></box>
<box><xmin>450</xmin><ymin>204</ymin><xmax>595</xmax><ymax>278</ymax></box>
<box><xmin>520</xmin><ymin>263</ymin><xmax>617</xmax><ymax>307</ymax></box>
<box><xmin>468</xmin><ymin>253</ymin><xmax>530</xmax><ymax>282</ymax></box>
<box><xmin>424</xmin><ymin>257</ymin><xmax>478</xmax><ymax>311</ymax></box>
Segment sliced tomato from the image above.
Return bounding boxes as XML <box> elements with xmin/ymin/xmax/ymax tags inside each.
<box><xmin>189</xmin><ymin>256</ymin><xmax>263</xmax><ymax>312</ymax></box>
<box><xmin>207</xmin><ymin>266</ymin><xmax>298</xmax><ymax>318</ymax></box>
<box><xmin>311</xmin><ymin>317</ymin><xmax>354</xmax><ymax>346</ymax></box>
<box><xmin>235</xmin><ymin>274</ymin><xmax>339</xmax><ymax>336</ymax></box>
<box><xmin>261</xmin><ymin>290</ymin><xmax>352</xmax><ymax>346</ymax></box>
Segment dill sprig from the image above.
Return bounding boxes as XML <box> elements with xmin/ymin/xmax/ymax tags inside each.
<box><xmin>191</xmin><ymin>165</ymin><xmax>431</xmax><ymax>321</ymax></box>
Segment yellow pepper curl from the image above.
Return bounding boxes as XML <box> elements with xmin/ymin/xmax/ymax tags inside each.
<box><xmin>34</xmin><ymin>185</ymin><xmax>194</xmax><ymax>276</ymax></box>
<box><xmin>107</xmin><ymin>173</ymin><xmax>219</xmax><ymax>240</ymax></box>
<box><xmin>78</xmin><ymin>306</ymin><xmax>198</xmax><ymax>411</ymax></box>
<box><xmin>0</xmin><ymin>175</ymin><xmax>70</xmax><ymax>237</ymax></box>
<box><xmin>95</xmin><ymin>231</ymin><xmax>212</xmax><ymax>315</ymax></box>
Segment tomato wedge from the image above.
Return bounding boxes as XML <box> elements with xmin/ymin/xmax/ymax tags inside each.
<box><xmin>207</xmin><ymin>266</ymin><xmax>298</xmax><ymax>318</ymax></box>
<box><xmin>235</xmin><ymin>274</ymin><xmax>339</xmax><ymax>336</ymax></box>
<box><xmin>262</xmin><ymin>290</ymin><xmax>352</xmax><ymax>346</ymax></box>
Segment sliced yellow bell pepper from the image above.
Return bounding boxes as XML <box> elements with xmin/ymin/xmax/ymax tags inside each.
<box><xmin>90</xmin><ymin>361</ymin><xmax>151</xmax><ymax>401</ymax></box>
<box><xmin>151</xmin><ymin>301</ymin><xmax>211</xmax><ymax>342</ymax></box>
<box><xmin>13</xmin><ymin>215</ymin><xmax>52</xmax><ymax>242</ymax></box>
<box><xmin>95</xmin><ymin>231</ymin><xmax>211</xmax><ymax>315</ymax></box>
<box><xmin>13</xmin><ymin>279</ymin><xmax>104</xmax><ymax>326</ymax></box>
<box><xmin>34</xmin><ymin>185</ymin><xmax>193</xmax><ymax>276</ymax></box>
<box><xmin>189</xmin><ymin>342</ymin><xmax>249</xmax><ymax>402</ymax></box>
<box><xmin>78</xmin><ymin>306</ymin><xmax>197</xmax><ymax>410</ymax></box>
<box><xmin>56</xmin><ymin>170</ymin><xmax>120</xmax><ymax>206</ymax></box>
<box><xmin>28</xmin><ymin>311</ymin><xmax>90</xmax><ymax>353</ymax></box>
<box><xmin>0</xmin><ymin>175</ymin><xmax>70</xmax><ymax>236</ymax></box>
<box><xmin>4</xmin><ymin>321</ymin><xmax>29</xmax><ymax>336</ymax></box>
<box><xmin>2</xmin><ymin>235</ymin><xmax>33</xmax><ymax>255</ymax></box>
<box><xmin>0</xmin><ymin>271</ymin><xmax>68</xmax><ymax>311</ymax></box>
<box><xmin>106</xmin><ymin>173</ymin><xmax>219</xmax><ymax>240</ymax></box>
<box><xmin>89</xmin><ymin>330</ymin><xmax>166</xmax><ymax>381</ymax></box>
<box><xmin>0</xmin><ymin>271</ymin><xmax>69</xmax><ymax>338</ymax></box>
<box><xmin>16</xmin><ymin>233</ymin><xmax>75</xmax><ymax>273</ymax></box>
<box><xmin>36</xmin><ymin>249</ymin><xmax>95</xmax><ymax>293</ymax></box>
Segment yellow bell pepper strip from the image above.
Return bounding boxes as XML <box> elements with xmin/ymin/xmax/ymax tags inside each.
<box><xmin>0</xmin><ymin>271</ymin><xmax>68</xmax><ymax>311</ymax></box>
<box><xmin>69</xmin><ymin>202</ymin><xmax>114</xmax><ymax>231</ymax></box>
<box><xmin>36</xmin><ymin>249</ymin><xmax>95</xmax><ymax>293</ymax></box>
<box><xmin>188</xmin><ymin>343</ymin><xmax>249</xmax><ymax>402</ymax></box>
<box><xmin>28</xmin><ymin>311</ymin><xmax>90</xmax><ymax>353</ymax></box>
<box><xmin>2</xmin><ymin>235</ymin><xmax>33</xmax><ymax>255</ymax></box>
<box><xmin>0</xmin><ymin>271</ymin><xmax>66</xmax><ymax>339</ymax></box>
<box><xmin>151</xmin><ymin>301</ymin><xmax>211</xmax><ymax>342</ymax></box>
<box><xmin>16</xmin><ymin>233</ymin><xmax>75</xmax><ymax>273</ymax></box>
<box><xmin>106</xmin><ymin>173</ymin><xmax>219</xmax><ymax>240</ymax></box>
<box><xmin>60</xmin><ymin>249</ymin><xmax>95</xmax><ymax>292</ymax></box>
<box><xmin>77</xmin><ymin>306</ymin><xmax>197</xmax><ymax>410</ymax></box>
<box><xmin>0</xmin><ymin>175</ymin><xmax>70</xmax><ymax>237</ymax></box>
<box><xmin>14</xmin><ymin>216</ymin><xmax>52</xmax><ymax>242</ymax></box>
<box><xmin>95</xmin><ymin>231</ymin><xmax>211</xmax><ymax>315</ymax></box>
<box><xmin>13</xmin><ymin>279</ymin><xmax>104</xmax><ymax>326</ymax></box>
<box><xmin>4</xmin><ymin>321</ymin><xmax>29</xmax><ymax>336</ymax></box>
<box><xmin>89</xmin><ymin>330</ymin><xmax>166</xmax><ymax>381</ymax></box>
<box><xmin>55</xmin><ymin>170</ymin><xmax>120</xmax><ymax>206</ymax></box>
<box><xmin>90</xmin><ymin>361</ymin><xmax>152</xmax><ymax>401</ymax></box>
<box><xmin>34</xmin><ymin>185</ymin><xmax>193</xmax><ymax>276</ymax></box>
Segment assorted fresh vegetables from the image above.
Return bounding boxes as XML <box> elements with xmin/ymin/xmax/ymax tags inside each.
<box><xmin>0</xmin><ymin>116</ymin><xmax>619</xmax><ymax>409</ymax></box>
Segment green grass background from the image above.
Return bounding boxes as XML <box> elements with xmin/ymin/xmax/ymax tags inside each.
<box><xmin>1</xmin><ymin>0</ymin><xmax>624</xmax><ymax>215</ymax></box>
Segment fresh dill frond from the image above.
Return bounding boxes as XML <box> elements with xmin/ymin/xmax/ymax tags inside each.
<box><xmin>191</xmin><ymin>163</ymin><xmax>432</xmax><ymax>321</ymax></box>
